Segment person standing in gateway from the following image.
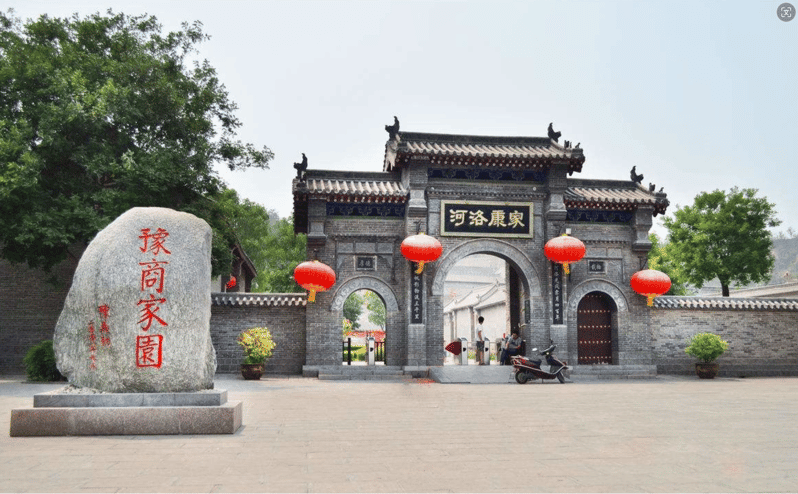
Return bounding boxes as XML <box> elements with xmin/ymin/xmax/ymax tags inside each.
<box><xmin>475</xmin><ymin>316</ymin><xmax>485</xmax><ymax>365</ymax></box>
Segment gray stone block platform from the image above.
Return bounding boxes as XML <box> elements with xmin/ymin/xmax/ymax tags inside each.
<box><xmin>429</xmin><ymin>364</ymin><xmax>657</xmax><ymax>383</ymax></box>
<box><xmin>10</xmin><ymin>388</ymin><xmax>241</xmax><ymax>436</ymax></box>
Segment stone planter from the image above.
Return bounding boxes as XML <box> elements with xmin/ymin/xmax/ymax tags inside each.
<box><xmin>241</xmin><ymin>363</ymin><xmax>264</xmax><ymax>380</ymax></box>
<box><xmin>695</xmin><ymin>362</ymin><xmax>719</xmax><ymax>379</ymax></box>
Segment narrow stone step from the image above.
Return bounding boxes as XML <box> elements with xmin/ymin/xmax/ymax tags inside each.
<box><xmin>318</xmin><ymin>373</ymin><xmax>410</xmax><ymax>381</ymax></box>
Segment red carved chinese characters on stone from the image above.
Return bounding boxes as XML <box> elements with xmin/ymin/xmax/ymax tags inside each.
<box><xmin>136</xmin><ymin>227</ymin><xmax>170</xmax><ymax>368</ymax></box>
<box><xmin>88</xmin><ymin>321</ymin><xmax>97</xmax><ymax>370</ymax></box>
<box><xmin>139</xmin><ymin>228</ymin><xmax>172</xmax><ymax>256</ymax></box>
<box><xmin>98</xmin><ymin>304</ymin><xmax>111</xmax><ymax>347</ymax></box>
<box><xmin>139</xmin><ymin>260</ymin><xmax>168</xmax><ymax>293</ymax></box>
<box><xmin>136</xmin><ymin>334</ymin><xmax>163</xmax><ymax>368</ymax></box>
<box><xmin>137</xmin><ymin>294</ymin><xmax>168</xmax><ymax>331</ymax></box>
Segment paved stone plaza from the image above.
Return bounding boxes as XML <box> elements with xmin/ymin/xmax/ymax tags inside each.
<box><xmin>2</xmin><ymin>374</ymin><xmax>797</xmax><ymax>493</ymax></box>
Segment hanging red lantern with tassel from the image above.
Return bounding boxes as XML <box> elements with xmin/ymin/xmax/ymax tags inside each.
<box><xmin>631</xmin><ymin>269</ymin><xmax>671</xmax><ymax>306</ymax></box>
<box><xmin>401</xmin><ymin>233</ymin><xmax>443</xmax><ymax>274</ymax></box>
<box><xmin>544</xmin><ymin>233</ymin><xmax>586</xmax><ymax>275</ymax></box>
<box><xmin>293</xmin><ymin>260</ymin><xmax>336</xmax><ymax>302</ymax></box>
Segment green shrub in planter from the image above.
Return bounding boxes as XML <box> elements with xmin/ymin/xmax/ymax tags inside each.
<box><xmin>685</xmin><ymin>332</ymin><xmax>729</xmax><ymax>363</ymax></box>
<box><xmin>23</xmin><ymin>340</ymin><xmax>64</xmax><ymax>382</ymax></box>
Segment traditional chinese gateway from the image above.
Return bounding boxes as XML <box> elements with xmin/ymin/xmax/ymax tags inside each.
<box><xmin>291</xmin><ymin>123</ymin><xmax>670</xmax><ymax>371</ymax></box>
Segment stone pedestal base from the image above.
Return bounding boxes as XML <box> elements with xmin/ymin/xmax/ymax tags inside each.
<box><xmin>10</xmin><ymin>389</ymin><xmax>242</xmax><ymax>436</ymax></box>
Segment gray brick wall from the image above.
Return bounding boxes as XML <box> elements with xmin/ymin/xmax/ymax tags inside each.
<box><xmin>0</xmin><ymin>257</ymin><xmax>77</xmax><ymax>373</ymax></box>
<box><xmin>210</xmin><ymin>298</ymin><xmax>306</xmax><ymax>374</ymax></box>
<box><xmin>650</xmin><ymin>304</ymin><xmax>798</xmax><ymax>376</ymax></box>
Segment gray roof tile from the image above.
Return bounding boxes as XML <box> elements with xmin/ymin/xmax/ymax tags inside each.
<box><xmin>653</xmin><ymin>296</ymin><xmax>798</xmax><ymax>311</ymax></box>
<box><xmin>212</xmin><ymin>293</ymin><xmax>307</xmax><ymax>307</ymax></box>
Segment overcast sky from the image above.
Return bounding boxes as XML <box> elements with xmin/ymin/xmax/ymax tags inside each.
<box><xmin>10</xmin><ymin>0</ymin><xmax>798</xmax><ymax>236</ymax></box>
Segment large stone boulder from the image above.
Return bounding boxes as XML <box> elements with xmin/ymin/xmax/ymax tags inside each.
<box><xmin>54</xmin><ymin>207</ymin><xmax>216</xmax><ymax>392</ymax></box>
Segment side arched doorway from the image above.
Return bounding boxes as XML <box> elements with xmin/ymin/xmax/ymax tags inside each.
<box><xmin>576</xmin><ymin>291</ymin><xmax>617</xmax><ymax>365</ymax></box>
<box><xmin>329</xmin><ymin>276</ymin><xmax>401</xmax><ymax>366</ymax></box>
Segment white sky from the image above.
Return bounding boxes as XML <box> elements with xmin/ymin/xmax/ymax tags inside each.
<box><xmin>9</xmin><ymin>0</ymin><xmax>798</xmax><ymax>236</ymax></box>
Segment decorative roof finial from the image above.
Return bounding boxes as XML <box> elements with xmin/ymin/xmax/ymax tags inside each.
<box><xmin>630</xmin><ymin>166</ymin><xmax>644</xmax><ymax>184</ymax></box>
<box><xmin>547</xmin><ymin>122</ymin><xmax>561</xmax><ymax>143</ymax></box>
<box><xmin>293</xmin><ymin>153</ymin><xmax>307</xmax><ymax>182</ymax></box>
<box><xmin>385</xmin><ymin>116</ymin><xmax>399</xmax><ymax>139</ymax></box>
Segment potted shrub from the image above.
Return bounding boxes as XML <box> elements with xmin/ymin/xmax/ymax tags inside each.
<box><xmin>685</xmin><ymin>332</ymin><xmax>729</xmax><ymax>379</ymax></box>
<box><xmin>237</xmin><ymin>327</ymin><xmax>276</xmax><ymax>380</ymax></box>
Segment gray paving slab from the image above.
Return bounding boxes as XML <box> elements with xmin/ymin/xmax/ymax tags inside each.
<box><xmin>2</xmin><ymin>373</ymin><xmax>798</xmax><ymax>493</ymax></box>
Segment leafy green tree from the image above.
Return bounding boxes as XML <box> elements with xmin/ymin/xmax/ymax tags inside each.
<box><xmin>0</xmin><ymin>10</ymin><xmax>272</xmax><ymax>276</ymax></box>
<box><xmin>343</xmin><ymin>292</ymin><xmax>363</xmax><ymax>332</ymax></box>
<box><xmin>663</xmin><ymin>188</ymin><xmax>780</xmax><ymax>296</ymax></box>
<box><xmin>647</xmin><ymin>233</ymin><xmax>691</xmax><ymax>295</ymax></box>
<box><xmin>258</xmin><ymin>217</ymin><xmax>306</xmax><ymax>292</ymax></box>
<box><xmin>214</xmin><ymin>188</ymin><xmax>271</xmax><ymax>289</ymax></box>
<box><xmin>363</xmin><ymin>290</ymin><xmax>386</xmax><ymax>330</ymax></box>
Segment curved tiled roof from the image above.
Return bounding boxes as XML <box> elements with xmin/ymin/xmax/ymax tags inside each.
<box><xmin>565</xmin><ymin>180</ymin><xmax>669</xmax><ymax>215</ymax></box>
<box><xmin>386</xmin><ymin>131</ymin><xmax>585</xmax><ymax>173</ymax></box>
<box><xmin>653</xmin><ymin>296</ymin><xmax>798</xmax><ymax>311</ymax></box>
<box><xmin>297</xmin><ymin>177</ymin><xmax>406</xmax><ymax>202</ymax></box>
<box><xmin>212</xmin><ymin>293</ymin><xmax>307</xmax><ymax>307</ymax></box>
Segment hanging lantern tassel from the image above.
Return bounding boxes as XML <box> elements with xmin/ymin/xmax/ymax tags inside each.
<box><xmin>293</xmin><ymin>261</ymin><xmax>336</xmax><ymax>303</ymax></box>
<box><xmin>544</xmin><ymin>234</ymin><xmax>586</xmax><ymax>275</ymax></box>
<box><xmin>304</xmin><ymin>285</ymin><xmax>325</xmax><ymax>302</ymax></box>
<box><xmin>630</xmin><ymin>269</ymin><xmax>672</xmax><ymax>307</ymax></box>
<box><xmin>401</xmin><ymin>233</ymin><xmax>443</xmax><ymax>275</ymax></box>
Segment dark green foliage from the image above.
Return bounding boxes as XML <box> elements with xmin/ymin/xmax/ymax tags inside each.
<box><xmin>0</xmin><ymin>10</ymin><xmax>272</xmax><ymax>277</ymax></box>
<box><xmin>647</xmin><ymin>233</ymin><xmax>691</xmax><ymax>295</ymax></box>
<box><xmin>254</xmin><ymin>217</ymin><xmax>306</xmax><ymax>293</ymax></box>
<box><xmin>23</xmin><ymin>340</ymin><xmax>64</xmax><ymax>381</ymax></box>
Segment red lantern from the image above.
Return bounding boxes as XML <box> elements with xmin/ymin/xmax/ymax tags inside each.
<box><xmin>401</xmin><ymin>233</ymin><xmax>443</xmax><ymax>274</ymax></box>
<box><xmin>293</xmin><ymin>260</ymin><xmax>336</xmax><ymax>302</ymax></box>
<box><xmin>544</xmin><ymin>234</ymin><xmax>586</xmax><ymax>275</ymax></box>
<box><xmin>631</xmin><ymin>269</ymin><xmax>671</xmax><ymax>306</ymax></box>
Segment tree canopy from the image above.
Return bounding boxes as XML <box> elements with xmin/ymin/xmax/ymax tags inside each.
<box><xmin>647</xmin><ymin>233</ymin><xmax>691</xmax><ymax>296</ymax></box>
<box><xmin>363</xmin><ymin>290</ymin><xmax>386</xmax><ymax>330</ymax></box>
<box><xmin>256</xmin><ymin>217</ymin><xmax>306</xmax><ymax>292</ymax></box>
<box><xmin>0</xmin><ymin>10</ymin><xmax>273</xmax><ymax>275</ymax></box>
<box><xmin>343</xmin><ymin>292</ymin><xmax>363</xmax><ymax>332</ymax></box>
<box><xmin>663</xmin><ymin>187</ymin><xmax>780</xmax><ymax>296</ymax></box>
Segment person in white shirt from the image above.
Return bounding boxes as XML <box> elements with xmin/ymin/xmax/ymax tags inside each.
<box><xmin>475</xmin><ymin>316</ymin><xmax>485</xmax><ymax>364</ymax></box>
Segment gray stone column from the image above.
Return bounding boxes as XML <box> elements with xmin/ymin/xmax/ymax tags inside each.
<box><xmin>403</xmin><ymin>160</ymin><xmax>429</xmax><ymax>366</ymax></box>
<box><xmin>543</xmin><ymin>162</ymin><xmax>569</xmax><ymax>354</ymax></box>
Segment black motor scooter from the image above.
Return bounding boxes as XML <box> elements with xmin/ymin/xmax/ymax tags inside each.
<box><xmin>510</xmin><ymin>341</ymin><xmax>570</xmax><ymax>384</ymax></box>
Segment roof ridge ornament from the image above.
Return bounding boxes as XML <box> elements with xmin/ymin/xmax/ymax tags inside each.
<box><xmin>547</xmin><ymin>122</ymin><xmax>562</xmax><ymax>143</ymax></box>
<box><xmin>385</xmin><ymin>116</ymin><xmax>400</xmax><ymax>139</ymax></box>
<box><xmin>630</xmin><ymin>166</ymin><xmax>644</xmax><ymax>184</ymax></box>
<box><xmin>293</xmin><ymin>153</ymin><xmax>307</xmax><ymax>182</ymax></box>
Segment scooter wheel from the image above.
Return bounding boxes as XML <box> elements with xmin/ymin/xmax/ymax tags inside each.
<box><xmin>557</xmin><ymin>371</ymin><xmax>566</xmax><ymax>383</ymax></box>
<box><xmin>515</xmin><ymin>372</ymin><xmax>529</xmax><ymax>384</ymax></box>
